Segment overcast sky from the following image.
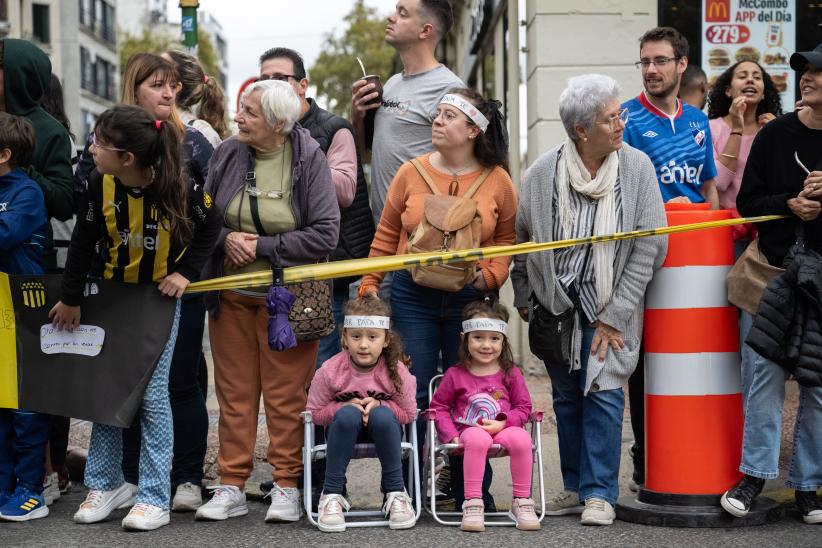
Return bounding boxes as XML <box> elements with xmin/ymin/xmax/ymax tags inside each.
<box><xmin>166</xmin><ymin>0</ymin><xmax>397</xmax><ymax>109</ymax></box>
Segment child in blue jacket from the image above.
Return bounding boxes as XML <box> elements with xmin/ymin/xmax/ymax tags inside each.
<box><xmin>0</xmin><ymin>111</ymin><xmax>50</xmax><ymax>521</ymax></box>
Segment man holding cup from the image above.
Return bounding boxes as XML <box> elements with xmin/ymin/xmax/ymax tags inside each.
<box><xmin>351</xmin><ymin>0</ymin><xmax>463</xmax><ymax>224</ymax></box>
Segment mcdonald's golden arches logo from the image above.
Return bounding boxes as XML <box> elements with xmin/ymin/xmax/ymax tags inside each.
<box><xmin>21</xmin><ymin>281</ymin><xmax>46</xmax><ymax>308</ymax></box>
<box><xmin>705</xmin><ymin>0</ymin><xmax>729</xmax><ymax>22</ymax></box>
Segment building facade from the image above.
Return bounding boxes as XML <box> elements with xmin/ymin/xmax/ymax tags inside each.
<box><xmin>1</xmin><ymin>0</ymin><xmax>118</xmax><ymax>144</ymax></box>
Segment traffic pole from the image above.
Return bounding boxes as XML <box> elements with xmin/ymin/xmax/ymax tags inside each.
<box><xmin>616</xmin><ymin>203</ymin><xmax>782</xmax><ymax>527</ymax></box>
<box><xmin>180</xmin><ymin>0</ymin><xmax>199</xmax><ymax>53</ymax></box>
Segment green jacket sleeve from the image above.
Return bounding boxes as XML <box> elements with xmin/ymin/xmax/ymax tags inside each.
<box><xmin>29</xmin><ymin>129</ymin><xmax>75</xmax><ymax>222</ymax></box>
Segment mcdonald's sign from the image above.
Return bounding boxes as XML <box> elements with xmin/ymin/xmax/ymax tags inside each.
<box><xmin>706</xmin><ymin>0</ymin><xmax>730</xmax><ymax>22</ymax></box>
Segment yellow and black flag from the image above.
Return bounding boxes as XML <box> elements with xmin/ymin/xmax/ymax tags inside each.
<box><xmin>0</xmin><ymin>273</ymin><xmax>176</xmax><ymax>427</ymax></box>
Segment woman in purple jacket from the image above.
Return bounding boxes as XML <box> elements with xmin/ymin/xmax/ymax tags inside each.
<box><xmin>198</xmin><ymin>80</ymin><xmax>339</xmax><ymax>523</ymax></box>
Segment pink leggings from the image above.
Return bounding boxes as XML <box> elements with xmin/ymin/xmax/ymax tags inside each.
<box><xmin>459</xmin><ymin>426</ymin><xmax>533</xmax><ymax>499</ymax></box>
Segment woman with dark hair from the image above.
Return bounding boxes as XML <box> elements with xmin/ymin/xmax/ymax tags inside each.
<box><xmin>41</xmin><ymin>74</ymin><xmax>75</xmax><ymax>143</ymax></box>
<box><xmin>50</xmin><ymin>105</ymin><xmax>219</xmax><ymax>530</ymax></box>
<box><xmin>706</xmin><ymin>61</ymin><xmax>782</xmax><ymax>256</ymax></box>
<box><xmin>359</xmin><ymin>87</ymin><xmax>515</xmax><ymax>508</ymax></box>
<box><xmin>163</xmin><ymin>49</ymin><xmax>228</xmax><ymax>147</ymax></box>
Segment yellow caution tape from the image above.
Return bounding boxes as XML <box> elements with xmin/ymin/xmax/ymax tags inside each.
<box><xmin>185</xmin><ymin>214</ymin><xmax>788</xmax><ymax>293</ymax></box>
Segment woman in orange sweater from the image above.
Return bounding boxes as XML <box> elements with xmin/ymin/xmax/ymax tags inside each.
<box><xmin>360</xmin><ymin>87</ymin><xmax>516</xmax><ymax>507</ymax></box>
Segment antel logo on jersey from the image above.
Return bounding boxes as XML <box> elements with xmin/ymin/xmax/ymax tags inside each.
<box><xmin>117</xmin><ymin>229</ymin><xmax>158</xmax><ymax>251</ymax></box>
<box><xmin>642</xmin><ymin>130</ymin><xmax>658</xmax><ymax>138</ymax></box>
<box><xmin>659</xmin><ymin>160</ymin><xmax>704</xmax><ymax>186</ymax></box>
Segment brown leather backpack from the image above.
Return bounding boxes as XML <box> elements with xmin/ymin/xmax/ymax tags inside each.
<box><xmin>406</xmin><ymin>158</ymin><xmax>491</xmax><ymax>292</ymax></box>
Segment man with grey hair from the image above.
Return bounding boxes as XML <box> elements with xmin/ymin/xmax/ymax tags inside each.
<box><xmin>351</xmin><ymin>0</ymin><xmax>463</xmax><ymax>224</ymax></box>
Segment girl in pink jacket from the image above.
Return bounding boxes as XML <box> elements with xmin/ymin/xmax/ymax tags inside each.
<box><xmin>429</xmin><ymin>298</ymin><xmax>539</xmax><ymax>532</ymax></box>
<box><xmin>306</xmin><ymin>295</ymin><xmax>416</xmax><ymax>533</ymax></box>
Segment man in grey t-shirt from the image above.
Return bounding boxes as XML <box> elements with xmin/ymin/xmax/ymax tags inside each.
<box><xmin>352</xmin><ymin>0</ymin><xmax>463</xmax><ymax>224</ymax></box>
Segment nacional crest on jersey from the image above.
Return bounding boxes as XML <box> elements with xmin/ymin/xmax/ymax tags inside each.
<box><xmin>691</xmin><ymin>128</ymin><xmax>706</xmax><ymax>149</ymax></box>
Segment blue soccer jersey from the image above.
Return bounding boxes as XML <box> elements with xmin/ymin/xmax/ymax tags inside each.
<box><xmin>622</xmin><ymin>93</ymin><xmax>717</xmax><ymax>204</ymax></box>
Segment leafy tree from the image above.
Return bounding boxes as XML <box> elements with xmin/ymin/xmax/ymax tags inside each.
<box><xmin>119</xmin><ymin>28</ymin><xmax>220</xmax><ymax>80</ymax></box>
<box><xmin>310</xmin><ymin>0</ymin><xmax>396</xmax><ymax>117</ymax></box>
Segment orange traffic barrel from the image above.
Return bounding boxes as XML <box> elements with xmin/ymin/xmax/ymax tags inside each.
<box><xmin>617</xmin><ymin>203</ymin><xmax>781</xmax><ymax>527</ymax></box>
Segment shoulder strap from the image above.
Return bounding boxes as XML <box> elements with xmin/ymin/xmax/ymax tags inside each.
<box><xmin>410</xmin><ymin>158</ymin><xmax>441</xmax><ymax>196</ymax></box>
<box><xmin>463</xmin><ymin>168</ymin><xmax>493</xmax><ymax>199</ymax></box>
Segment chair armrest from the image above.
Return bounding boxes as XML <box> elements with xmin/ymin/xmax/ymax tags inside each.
<box><xmin>529</xmin><ymin>410</ymin><xmax>544</xmax><ymax>423</ymax></box>
<box><xmin>301</xmin><ymin>411</ymin><xmax>314</xmax><ymax>424</ymax></box>
<box><xmin>422</xmin><ymin>409</ymin><xmax>437</xmax><ymax>421</ymax></box>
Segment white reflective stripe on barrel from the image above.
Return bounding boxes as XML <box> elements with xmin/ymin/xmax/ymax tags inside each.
<box><xmin>645</xmin><ymin>352</ymin><xmax>741</xmax><ymax>396</ymax></box>
<box><xmin>646</xmin><ymin>265</ymin><xmax>732</xmax><ymax>310</ymax></box>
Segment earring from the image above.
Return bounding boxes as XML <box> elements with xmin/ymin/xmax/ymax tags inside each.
<box><xmin>583</xmin><ymin>136</ymin><xmax>588</xmax><ymax>142</ymax></box>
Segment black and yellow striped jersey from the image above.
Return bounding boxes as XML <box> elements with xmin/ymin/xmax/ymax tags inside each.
<box><xmin>61</xmin><ymin>169</ymin><xmax>220</xmax><ymax>306</ymax></box>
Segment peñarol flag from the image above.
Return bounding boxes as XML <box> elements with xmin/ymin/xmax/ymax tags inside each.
<box><xmin>0</xmin><ymin>273</ymin><xmax>175</xmax><ymax>427</ymax></box>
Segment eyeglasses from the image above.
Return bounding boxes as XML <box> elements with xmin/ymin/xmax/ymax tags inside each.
<box><xmin>602</xmin><ymin>108</ymin><xmax>630</xmax><ymax>129</ymax></box>
<box><xmin>91</xmin><ymin>133</ymin><xmax>126</xmax><ymax>152</ymax></box>
<box><xmin>434</xmin><ymin>108</ymin><xmax>469</xmax><ymax>126</ymax></box>
<box><xmin>634</xmin><ymin>56</ymin><xmax>681</xmax><ymax>69</ymax></box>
<box><xmin>258</xmin><ymin>74</ymin><xmax>295</xmax><ymax>82</ymax></box>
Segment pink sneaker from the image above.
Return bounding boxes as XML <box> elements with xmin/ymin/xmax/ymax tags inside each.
<box><xmin>460</xmin><ymin>498</ymin><xmax>484</xmax><ymax>532</ymax></box>
<box><xmin>509</xmin><ymin>498</ymin><xmax>540</xmax><ymax>530</ymax></box>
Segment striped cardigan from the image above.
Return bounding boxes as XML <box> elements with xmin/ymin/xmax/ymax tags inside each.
<box><xmin>511</xmin><ymin>143</ymin><xmax>668</xmax><ymax>394</ymax></box>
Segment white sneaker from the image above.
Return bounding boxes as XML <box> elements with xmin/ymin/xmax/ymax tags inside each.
<box><xmin>580</xmin><ymin>497</ymin><xmax>615</xmax><ymax>526</ymax></box>
<box><xmin>172</xmin><ymin>482</ymin><xmax>202</xmax><ymax>512</ymax></box>
<box><xmin>119</xmin><ymin>483</ymin><xmax>138</xmax><ymax>508</ymax></box>
<box><xmin>264</xmin><ymin>483</ymin><xmax>302</xmax><ymax>522</ymax></box>
<box><xmin>545</xmin><ymin>490</ymin><xmax>584</xmax><ymax>516</ymax></box>
<box><xmin>195</xmin><ymin>485</ymin><xmax>248</xmax><ymax>521</ymax></box>
<box><xmin>43</xmin><ymin>473</ymin><xmax>61</xmax><ymax>505</ymax></box>
<box><xmin>317</xmin><ymin>493</ymin><xmax>350</xmax><ymax>532</ymax></box>
<box><xmin>73</xmin><ymin>483</ymin><xmax>135</xmax><ymax>524</ymax></box>
<box><xmin>383</xmin><ymin>490</ymin><xmax>415</xmax><ymax>529</ymax></box>
<box><xmin>121</xmin><ymin>502</ymin><xmax>170</xmax><ymax>531</ymax></box>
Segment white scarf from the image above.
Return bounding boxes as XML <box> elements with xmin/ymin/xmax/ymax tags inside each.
<box><xmin>556</xmin><ymin>139</ymin><xmax>619</xmax><ymax>311</ymax></box>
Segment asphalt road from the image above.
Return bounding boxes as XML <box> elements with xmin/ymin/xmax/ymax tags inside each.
<box><xmin>0</xmin><ymin>489</ymin><xmax>818</xmax><ymax>548</ymax></box>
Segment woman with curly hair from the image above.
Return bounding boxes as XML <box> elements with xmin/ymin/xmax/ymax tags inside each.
<box><xmin>305</xmin><ymin>295</ymin><xmax>417</xmax><ymax>532</ymax></box>
<box><xmin>706</xmin><ymin>61</ymin><xmax>782</xmax><ymax>255</ymax></box>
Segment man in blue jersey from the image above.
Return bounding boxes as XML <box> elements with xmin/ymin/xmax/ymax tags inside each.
<box><xmin>621</xmin><ymin>27</ymin><xmax>720</xmax><ymax>494</ymax></box>
<box><xmin>623</xmin><ymin>27</ymin><xmax>719</xmax><ymax>209</ymax></box>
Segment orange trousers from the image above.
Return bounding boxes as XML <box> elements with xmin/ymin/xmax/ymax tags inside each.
<box><xmin>209</xmin><ymin>291</ymin><xmax>318</xmax><ymax>488</ymax></box>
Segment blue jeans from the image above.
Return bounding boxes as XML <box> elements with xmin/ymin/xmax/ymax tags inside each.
<box><xmin>739</xmin><ymin>311</ymin><xmax>822</xmax><ymax>490</ymax></box>
<box><xmin>123</xmin><ymin>294</ymin><xmax>208</xmax><ymax>486</ymax></box>
<box><xmin>545</xmin><ymin>324</ymin><xmax>625</xmax><ymax>505</ymax></box>
<box><xmin>316</xmin><ymin>279</ymin><xmax>351</xmax><ymax>369</ymax></box>
<box><xmin>323</xmin><ymin>405</ymin><xmax>404</xmax><ymax>495</ymax></box>
<box><xmin>0</xmin><ymin>409</ymin><xmax>50</xmax><ymax>494</ymax></box>
<box><xmin>86</xmin><ymin>301</ymin><xmax>180</xmax><ymax>508</ymax></box>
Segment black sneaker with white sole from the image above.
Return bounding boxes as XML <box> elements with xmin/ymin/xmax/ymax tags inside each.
<box><xmin>720</xmin><ymin>474</ymin><xmax>765</xmax><ymax>517</ymax></box>
<box><xmin>795</xmin><ymin>490</ymin><xmax>822</xmax><ymax>525</ymax></box>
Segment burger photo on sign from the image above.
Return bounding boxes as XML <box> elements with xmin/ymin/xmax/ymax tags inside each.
<box><xmin>735</xmin><ymin>46</ymin><xmax>761</xmax><ymax>63</ymax></box>
<box><xmin>708</xmin><ymin>48</ymin><xmax>731</xmax><ymax>67</ymax></box>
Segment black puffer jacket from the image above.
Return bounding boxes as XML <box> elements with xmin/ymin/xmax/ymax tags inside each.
<box><xmin>746</xmin><ymin>244</ymin><xmax>822</xmax><ymax>388</ymax></box>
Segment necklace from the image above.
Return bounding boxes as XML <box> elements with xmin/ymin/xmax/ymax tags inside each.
<box><xmin>433</xmin><ymin>153</ymin><xmax>477</xmax><ymax>186</ymax></box>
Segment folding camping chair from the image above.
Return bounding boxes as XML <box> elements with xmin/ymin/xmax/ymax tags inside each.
<box><xmin>422</xmin><ymin>374</ymin><xmax>546</xmax><ymax>526</ymax></box>
<box><xmin>301</xmin><ymin>410</ymin><xmax>422</xmax><ymax>528</ymax></box>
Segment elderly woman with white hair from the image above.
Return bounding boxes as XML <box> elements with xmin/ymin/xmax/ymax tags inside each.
<box><xmin>511</xmin><ymin>74</ymin><xmax>667</xmax><ymax>526</ymax></box>
<box><xmin>198</xmin><ymin>79</ymin><xmax>339</xmax><ymax>522</ymax></box>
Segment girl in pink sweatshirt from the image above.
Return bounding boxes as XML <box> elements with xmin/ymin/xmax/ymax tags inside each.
<box><xmin>305</xmin><ymin>295</ymin><xmax>416</xmax><ymax>533</ymax></box>
<box><xmin>429</xmin><ymin>298</ymin><xmax>539</xmax><ymax>532</ymax></box>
